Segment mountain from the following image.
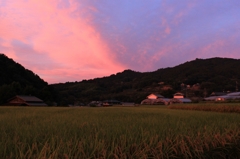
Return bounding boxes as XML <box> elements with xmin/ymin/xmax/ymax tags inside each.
<box><xmin>0</xmin><ymin>54</ymin><xmax>55</xmax><ymax>105</ymax></box>
<box><xmin>52</xmin><ymin>57</ymin><xmax>240</xmax><ymax>105</ymax></box>
<box><xmin>1</xmin><ymin>53</ymin><xmax>240</xmax><ymax>106</ymax></box>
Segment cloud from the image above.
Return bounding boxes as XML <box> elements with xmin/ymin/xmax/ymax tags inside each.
<box><xmin>0</xmin><ymin>0</ymin><xmax>125</xmax><ymax>83</ymax></box>
<box><xmin>1</xmin><ymin>0</ymin><xmax>240</xmax><ymax>83</ymax></box>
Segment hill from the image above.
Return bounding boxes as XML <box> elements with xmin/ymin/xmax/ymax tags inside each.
<box><xmin>1</xmin><ymin>54</ymin><xmax>239</xmax><ymax>106</ymax></box>
<box><xmin>0</xmin><ymin>54</ymin><xmax>55</xmax><ymax>105</ymax></box>
<box><xmin>52</xmin><ymin>57</ymin><xmax>240</xmax><ymax>105</ymax></box>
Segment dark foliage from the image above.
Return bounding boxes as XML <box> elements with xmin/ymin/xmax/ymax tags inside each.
<box><xmin>2</xmin><ymin>53</ymin><xmax>240</xmax><ymax>106</ymax></box>
<box><xmin>0</xmin><ymin>54</ymin><xmax>56</xmax><ymax>105</ymax></box>
<box><xmin>52</xmin><ymin>57</ymin><xmax>240</xmax><ymax>105</ymax></box>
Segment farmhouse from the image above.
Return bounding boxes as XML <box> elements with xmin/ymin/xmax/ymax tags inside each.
<box><xmin>210</xmin><ymin>92</ymin><xmax>227</xmax><ymax>96</ymax></box>
<box><xmin>170</xmin><ymin>92</ymin><xmax>192</xmax><ymax>103</ymax></box>
<box><xmin>173</xmin><ymin>92</ymin><xmax>184</xmax><ymax>98</ymax></box>
<box><xmin>147</xmin><ymin>93</ymin><xmax>164</xmax><ymax>99</ymax></box>
<box><xmin>170</xmin><ymin>98</ymin><xmax>191</xmax><ymax>103</ymax></box>
<box><xmin>6</xmin><ymin>95</ymin><xmax>47</xmax><ymax>106</ymax></box>
<box><xmin>141</xmin><ymin>94</ymin><xmax>170</xmax><ymax>105</ymax></box>
<box><xmin>205</xmin><ymin>92</ymin><xmax>240</xmax><ymax>101</ymax></box>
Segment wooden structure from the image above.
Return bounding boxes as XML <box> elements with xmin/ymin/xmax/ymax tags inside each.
<box><xmin>7</xmin><ymin>95</ymin><xmax>47</xmax><ymax>106</ymax></box>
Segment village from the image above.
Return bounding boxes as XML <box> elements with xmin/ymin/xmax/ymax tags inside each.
<box><xmin>5</xmin><ymin>90</ymin><xmax>240</xmax><ymax>107</ymax></box>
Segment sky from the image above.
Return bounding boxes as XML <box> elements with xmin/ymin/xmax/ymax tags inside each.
<box><xmin>0</xmin><ymin>0</ymin><xmax>240</xmax><ymax>84</ymax></box>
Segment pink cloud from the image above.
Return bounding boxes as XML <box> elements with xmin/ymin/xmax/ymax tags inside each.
<box><xmin>0</xmin><ymin>0</ymin><xmax>125</xmax><ymax>83</ymax></box>
<box><xmin>1</xmin><ymin>0</ymin><xmax>240</xmax><ymax>84</ymax></box>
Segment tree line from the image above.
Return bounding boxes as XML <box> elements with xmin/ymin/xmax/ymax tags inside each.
<box><xmin>1</xmin><ymin>53</ymin><xmax>240</xmax><ymax>106</ymax></box>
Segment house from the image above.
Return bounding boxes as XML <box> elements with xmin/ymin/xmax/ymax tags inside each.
<box><xmin>170</xmin><ymin>98</ymin><xmax>192</xmax><ymax>103</ymax></box>
<box><xmin>6</xmin><ymin>95</ymin><xmax>47</xmax><ymax>106</ymax></box>
<box><xmin>147</xmin><ymin>93</ymin><xmax>164</xmax><ymax>99</ymax></box>
<box><xmin>205</xmin><ymin>92</ymin><xmax>240</xmax><ymax>101</ymax></box>
<box><xmin>88</xmin><ymin>101</ymin><xmax>102</xmax><ymax>107</ymax></box>
<box><xmin>141</xmin><ymin>98</ymin><xmax>170</xmax><ymax>105</ymax></box>
<box><xmin>153</xmin><ymin>98</ymin><xmax>170</xmax><ymax>105</ymax></box>
<box><xmin>173</xmin><ymin>92</ymin><xmax>184</xmax><ymax>98</ymax></box>
<box><xmin>102</xmin><ymin>99</ymin><xmax>121</xmax><ymax>105</ymax></box>
<box><xmin>141</xmin><ymin>94</ymin><xmax>170</xmax><ymax>105</ymax></box>
<box><xmin>226</xmin><ymin>92</ymin><xmax>240</xmax><ymax>96</ymax></box>
<box><xmin>210</xmin><ymin>92</ymin><xmax>227</xmax><ymax>96</ymax></box>
<box><xmin>206</xmin><ymin>95</ymin><xmax>236</xmax><ymax>101</ymax></box>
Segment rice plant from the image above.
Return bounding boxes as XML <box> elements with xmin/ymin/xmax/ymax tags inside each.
<box><xmin>0</xmin><ymin>106</ymin><xmax>240</xmax><ymax>158</ymax></box>
<box><xmin>168</xmin><ymin>103</ymin><xmax>240</xmax><ymax>113</ymax></box>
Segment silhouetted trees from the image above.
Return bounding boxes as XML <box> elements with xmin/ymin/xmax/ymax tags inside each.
<box><xmin>0</xmin><ymin>54</ymin><xmax>56</xmax><ymax>105</ymax></box>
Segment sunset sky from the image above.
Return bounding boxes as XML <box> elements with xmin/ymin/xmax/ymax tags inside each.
<box><xmin>0</xmin><ymin>0</ymin><xmax>240</xmax><ymax>84</ymax></box>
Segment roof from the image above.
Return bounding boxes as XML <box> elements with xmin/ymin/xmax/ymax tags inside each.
<box><xmin>174</xmin><ymin>92</ymin><xmax>184</xmax><ymax>96</ymax></box>
<box><xmin>177</xmin><ymin>98</ymin><xmax>192</xmax><ymax>103</ymax></box>
<box><xmin>7</xmin><ymin>95</ymin><xmax>47</xmax><ymax>106</ymax></box>
<box><xmin>210</xmin><ymin>92</ymin><xmax>227</xmax><ymax>96</ymax></box>
<box><xmin>16</xmin><ymin>95</ymin><xmax>44</xmax><ymax>102</ymax></box>
<box><xmin>204</xmin><ymin>95</ymin><xmax>240</xmax><ymax>101</ymax></box>
<box><xmin>204</xmin><ymin>96</ymin><xmax>218</xmax><ymax>101</ymax></box>
<box><xmin>141</xmin><ymin>98</ymin><xmax>170</xmax><ymax>105</ymax></box>
<box><xmin>170</xmin><ymin>98</ymin><xmax>191</xmax><ymax>103</ymax></box>
<box><xmin>147</xmin><ymin>94</ymin><xmax>164</xmax><ymax>98</ymax></box>
<box><xmin>226</xmin><ymin>92</ymin><xmax>240</xmax><ymax>96</ymax></box>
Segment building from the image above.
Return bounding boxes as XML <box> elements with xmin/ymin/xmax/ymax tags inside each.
<box><xmin>141</xmin><ymin>94</ymin><xmax>169</xmax><ymax>105</ymax></box>
<box><xmin>170</xmin><ymin>98</ymin><xmax>192</xmax><ymax>103</ymax></box>
<box><xmin>7</xmin><ymin>95</ymin><xmax>47</xmax><ymax>106</ymax></box>
<box><xmin>173</xmin><ymin>92</ymin><xmax>184</xmax><ymax>98</ymax></box>
<box><xmin>205</xmin><ymin>92</ymin><xmax>240</xmax><ymax>101</ymax></box>
<box><xmin>147</xmin><ymin>94</ymin><xmax>164</xmax><ymax>99</ymax></box>
<box><xmin>170</xmin><ymin>92</ymin><xmax>192</xmax><ymax>103</ymax></box>
<box><xmin>210</xmin><ymin>92</ymin><xmax>227</xmax><ymax>96</ymax></box>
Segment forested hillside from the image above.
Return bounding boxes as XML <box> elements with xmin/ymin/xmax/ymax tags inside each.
<box><xmin>1</xmin><ymin>53</ymin><xmax>240</xmax><ymax>106</ymax></box>
<box><xmin>0</xmin><ymin>54</ymin><xmax>55</xmax><ymax>105</ymax></box>
<box><xmin>53</xmin><ymin>57</ymin><xmax>240</xmax><ymax>105</ymax></box>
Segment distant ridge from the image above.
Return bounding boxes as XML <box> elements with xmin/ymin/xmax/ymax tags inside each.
<box><xmin>0</xmin><ymin>54</ymin><xmax>55</xmax><ymax>105</ymax></box>
<box><xmin>1</xmin><ymin>53</ymin><xmax>240</xmax><ymax>106</ymax></box>
<box><xmin>52</xmin><ymin>57</ymin><xmax>240</xmax><ymax>105</ymax></box>
<box><xmin>0</xmin><ymin>54</ymin><xmax>47</xmax><ymax>86</ymax></box>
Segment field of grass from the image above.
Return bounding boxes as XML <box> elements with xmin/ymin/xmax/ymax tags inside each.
<box><xmin>0</xmin><ymin>105</ymin><xmax>240</xmax><ymax>158</ymax></box>
<box><xmin>168</xmin><ymin>103</ymin><xmax>240</xmax><ymax>113</ymax></box>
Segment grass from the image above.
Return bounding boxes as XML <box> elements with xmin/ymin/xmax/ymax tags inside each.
<box><xmin>168</xmin><ymin>103</ymin><xmax>240</xmax><ymax>113</ymax></box>
<box><xmin>0</xmin><ymin>106</ymin><xmax>240</xmax><ymax>158</ymax></box>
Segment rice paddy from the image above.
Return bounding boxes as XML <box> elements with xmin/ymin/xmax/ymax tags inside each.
<box><xmin>0</xmin><ymin>105</ymin><xmax>240</xmax><ymax>158</ymax></box>
<box><xmin>168</xmin><ymin>103</ymin><xmax>240</xmax><ymax>113</ymax></box>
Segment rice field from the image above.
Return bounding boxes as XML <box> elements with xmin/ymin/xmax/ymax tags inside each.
<box><xmin>0</xmin><ymin>105</ymin><xmax>240</xmax><ymax>158</ymax></box>
<box><xmin>168</xmin><ymin>103</ymin><xmax>240</xmax><ymax>113</ymax></box>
